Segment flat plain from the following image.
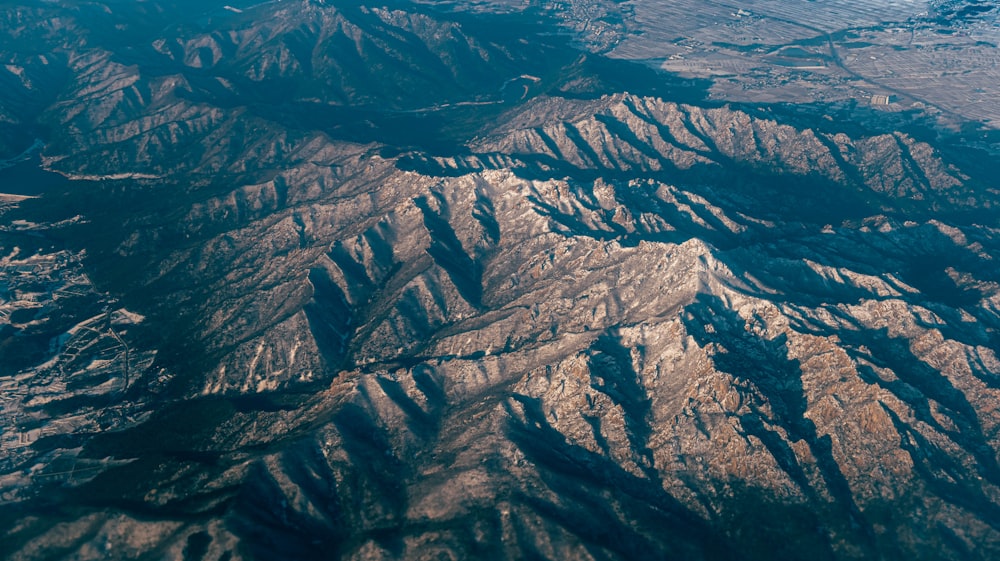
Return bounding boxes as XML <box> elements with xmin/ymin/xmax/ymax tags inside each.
<box><xmin>608</xmin><ymin>0</ymin><xmax>1000</xmax><ymax>128</ymax></box>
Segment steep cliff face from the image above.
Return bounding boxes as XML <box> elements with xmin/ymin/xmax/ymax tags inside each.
<box><xmin>1</xmin><ymin>1</ymin><xmax>999</xmax><ymax>561</ymax></box>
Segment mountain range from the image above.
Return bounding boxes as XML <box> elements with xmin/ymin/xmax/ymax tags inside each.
<box><xmin>1</xmin><ymin>1</ymin><xmax>999</xmax><ymax>560</ymax></box>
